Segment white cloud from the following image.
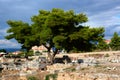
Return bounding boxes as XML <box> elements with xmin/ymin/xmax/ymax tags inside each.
<box><xmin>0</xmin><ymin>0</ymin><xmax>120</xmax><ymax>47</ymax></box>
<box><xmin>86</xmin><ymin>5</ymin><xmax>120</xmax><ymax>27</ymax></box>
<box><xmin>0</xmin><ymin>39</ymin><xmax>21</xmax><ymax>48</ymax></box>
<box><xmin>0</xmin><ymin>28</ymin><xmax>7</xmax><ymax>33</ymax></box>
<box><xmin>105</xmin><ymin>16</ymin><xmax>120</xmax><ymax>27</ymax></box>
<box><xmin>0</xmin><ymin>28</ymin><xmax>8</xmax><ymax>36</ymax></box>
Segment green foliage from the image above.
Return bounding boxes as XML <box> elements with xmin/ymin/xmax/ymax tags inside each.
<box><xmin>5</xmin><ymin>8</ymin><xmax>105</xmax><ymax>62</ymax></box>
<box><xmin>27</xmin><ymin>76</ymin><xmax>38</xmax><ymax>80</ymax></box>
<box><xmin>109</xmin><ymin>32</ymin><xmax>120</xmax><ymax>50</ymax></box>
<box><xmin>34</xmin><ymin>51</ymin><xmax>42</xmax><ymax>56</ymax></box>
<box><xmin>45</xmin><ymin>74</ymin><xmax>58</xmax><ymax>80</ymax></box>
<box><xmin>0</xmin><ymin>49</ymin><xmax>6</xmax><ymax>53</ymax></box>
<box><xmin>53</xmin><ymin>35</ymin><xmax>67</xmax><ymax>49</ymax></box>
<box><xmin>30</xmin><ymin>8</ymin><xmax>90</xmax><ymax>52</ymax></box>
<box><xmin>94</xmin><ymin>64</ymin><xmax>101</xmax><ymax>68</ymax></box>
<box><xmin>81</xmin><ymin>67</ymin><xmax>88</xmax><ymax>70</ymax></box>
<box><xmin>64</xmin><ymin>67</ymin><xmax>76</xmax><ymax>72</ymax></box>
<box><xmin>17</xmin><ymin>52</ymin><xmax>25</xmax><ymax>57</ymax></box>
<box><xmin>5</xmin><ymin>20</ymin><xmax>34</xmax><ymax>50</ymax></box>
<box><xmin>97</xmin><ymin>39</ymin><xmax>109</xmax><ymax>51</ymax></box>
<box><xmin>67</xmin><ymin>27</ymin><xmax>104</xmax><ymax>52</ymax></box>
<box><xmin>104</xmin><ymin>53</ymin><xmax>109</xmax><ymax>57</ymax></box>
<box><xmin>26</xmin><ymin>50</ymin><xmax>34</xmax><ymax>56</ymax></box>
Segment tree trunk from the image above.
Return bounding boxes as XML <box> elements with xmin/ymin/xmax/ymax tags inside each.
<box><xmin>47</xmin><ymin>48</ymin><xmax>58</xmax><ymax>64</ymax></box>
<box><xmin>47</xmin><ymin>48</ymin><xmax>53</xmax><ymax>64</ymax></box>
<box><xmin>51</xmin><ymin>49</ymin><xmax>58</xmax><ymax>64</ymax></box>
<box><xmin>43</xmin><ymin>44</ymin><xmax>58</xmax><ymax>64</ymax></box>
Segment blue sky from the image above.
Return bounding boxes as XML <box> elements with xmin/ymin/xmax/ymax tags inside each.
<box><xmin>0</xmin><ymin>0</ymin><xmax>120</xmax><ymax>48</ymax></box>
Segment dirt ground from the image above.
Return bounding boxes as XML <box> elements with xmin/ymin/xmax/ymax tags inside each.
<box><xmin>1</xmin><ymin>51</ymin><xmax>120</xmax><ymax>80</ymax></box>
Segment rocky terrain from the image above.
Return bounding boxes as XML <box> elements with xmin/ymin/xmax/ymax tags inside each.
<box><xmin>46</xmin><ymin>51</ymin><xmax>120</xmax><ymax>80</ymax></box>
<box><xmin>0</xmin><ymin>51</ymin><xmax>120</xmax><ymax>80</ymax></box>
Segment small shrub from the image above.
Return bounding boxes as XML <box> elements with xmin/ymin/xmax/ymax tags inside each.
<box><xmin>27</xmin><ymin>76</ymin><xmax>38</xmax><ymax>80</ymax></box>
<box><xmin>71</xmin><ymin>68</ymin><xmax>76</xmax><ymax>72</ymax></box>
<box><xmin>104</xmin><ymin>54</ymin><xmax>109</xmax><ymax>57</ymax></box>
<box><xmin>45</xmin><ymin>74</ymin><xmax>58</xmax><ymax>80</ymax></box>
<box><xmin>94</xmin><ymin>64</ymin><xmax>101</xmax><ymax>68</ymax></box>
<box><xmin>17</xmin><ymin>52</ymin><xmax>25</xmax><ymax>57</ymax></box>
<box><xmin>64</xmin><ymin>67</ymin><xmax>76</xmax><ymax>72</ymax></box>
<box><xmin>26</xmin><ymin>50</ymin><xmax>34</xmax><ymax>56</ymax></box>
<box><xmin>81</xmin><ymin>68</ymin><xmax>88</xmax><ymax>70</ymax></box>
<box><xmin>34</xmin><ymin>51</ymin><xmax>42</xmax><ymax>56</ymax></box>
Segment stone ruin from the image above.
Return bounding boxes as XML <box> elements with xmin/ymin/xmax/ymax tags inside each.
<box><xmin>0</xmin><ymin>51</ymin><xmax>120</xmax><ymax>80</ymax></box>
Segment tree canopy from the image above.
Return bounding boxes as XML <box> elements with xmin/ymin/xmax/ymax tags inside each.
<box><xmin>96</xmin><ymin>39</ymin><xmax>109</xmax><ymax>51</ymax></box>
<box><xmin>0</xmin><ymin>49</ymin><xmax>6</xmax><ymax>53</ymax></box>
<box><xmin>5</xmin><ymin>8</ymin><xmax>104</xmax><ymax>63</ymax></box>
<box><xmin>109</xmin><ymin>32</ymin><xmax>120</xmax><ymax>50</ymax></box>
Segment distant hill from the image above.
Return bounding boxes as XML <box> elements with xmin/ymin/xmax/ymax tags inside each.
<box><xmin>0</xmin><ymin>48</ymin><xmax>21</xmax><ymax>53</ymax></box>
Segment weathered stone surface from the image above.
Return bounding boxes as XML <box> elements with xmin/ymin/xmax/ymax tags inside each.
<box><xmin>56</xmin><ymin>72</ymin><xmax>120</xmax><ymax>80</ymax></box>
